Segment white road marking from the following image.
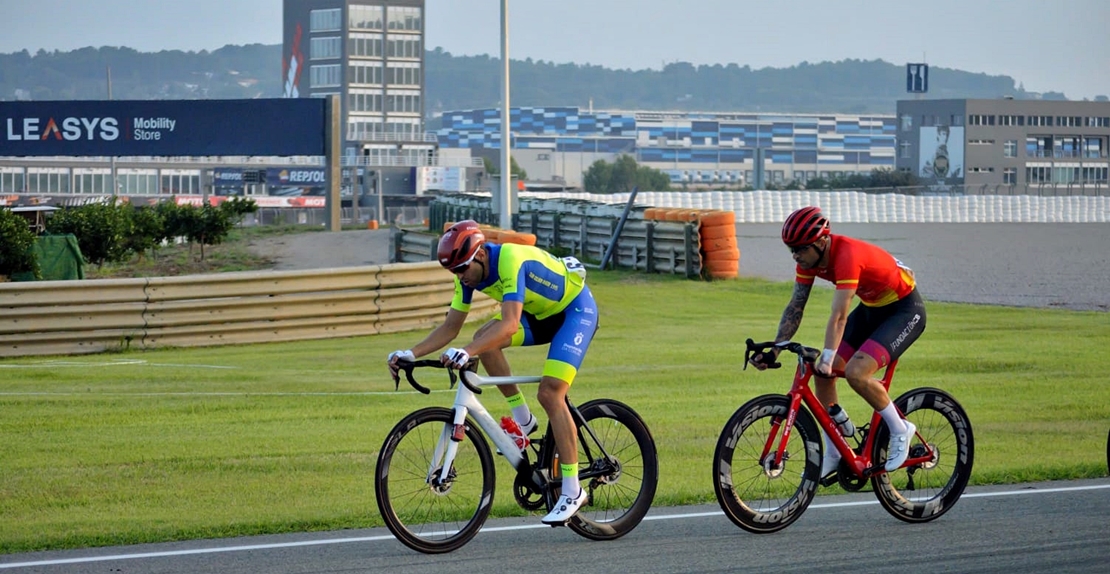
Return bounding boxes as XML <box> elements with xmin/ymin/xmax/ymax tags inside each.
<box><xmin>0</xmin><ymin>359</ymin><xmax>236</xmax><ymax>369</ymax></box>
<box><xmin>2</xmin><ymin>483</ymin><xmax>1107</xmax><ymax>569</ymax></box>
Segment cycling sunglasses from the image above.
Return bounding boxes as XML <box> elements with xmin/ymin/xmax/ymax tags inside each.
<box><xmin>450</xmin><ymin>252</ymin><xmax>478</xmax><ymax>274</ymax></box>
<box><xmin>789</xmin><ymin>242</ymin><xmax>817</xmax><ymax>254</ymax></box>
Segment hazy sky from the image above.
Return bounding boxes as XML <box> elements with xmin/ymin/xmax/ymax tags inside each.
<box><xmin>2</xmin><ymin>0</ymin><xmax>1108</xmax><ymax>99</ymax></box>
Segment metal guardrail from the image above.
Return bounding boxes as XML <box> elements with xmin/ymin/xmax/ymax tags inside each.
<box><xmin>0</xmin><ymin>262</ymin><xmax>496</xmax><ymax>358</ymax></box>
<box><xmin>403</xmin><ymin>200</ymin><xmax>703</xmax><ymax>278</ymax></box>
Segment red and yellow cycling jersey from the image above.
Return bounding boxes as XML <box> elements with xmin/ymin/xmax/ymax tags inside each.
<box><xmin>795</xmin><ymin>235</ymin><xmax>916</xmax><ymax>307</ymax></box>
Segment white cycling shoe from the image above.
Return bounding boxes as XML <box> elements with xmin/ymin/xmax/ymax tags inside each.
<box><xmin>885</xmin><ymin>421</ymin><xmax>917</xmax><ymax>472</ymax></box>
<box><xmin>541</xmin><ymin>489</ymin><xmax>587</xmax><ymax>525</ymax></box>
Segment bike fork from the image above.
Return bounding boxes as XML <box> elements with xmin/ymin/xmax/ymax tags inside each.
<box><xmin>428</xmin><ymin>405</ymin><xmax>470</xmax><ymax>485</ymax></box>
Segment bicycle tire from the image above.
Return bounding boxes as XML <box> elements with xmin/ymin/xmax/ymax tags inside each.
<box><xmin>375</xmin><ymin>407</ymin><xmax>496</xmax><ymax>553</ymax></box>
<box><xmin>712</xmin><ymin>394</ymin><xmax>822</xmax><ymax>533</ymax></box>
<box><xmin>545</xmin><ymin>399</ymin><xmax>659</xmax><ymax>541</ymax></box>
<box><xmin>870</xmin><ymin>387</ymin><xmax>975</xmax><ymax>523</ymax></box>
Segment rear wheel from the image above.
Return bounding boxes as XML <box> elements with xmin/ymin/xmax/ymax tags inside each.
<box><xmin>713</xmin><ymin>394</ymin><xmax>821</xmax><ymax>533</ymax></box>
<box><xmin>375</xmin><ymin>407</ymin><xmax>495</xmax><ymax>553</ymax></box>
<box><xmin>871</xmin><ymin>388</ymin><xmax>974</xmax><ymax>523</ymax></box>
<box><xmin>546</xmin><ymin>399</ymin><xmax>658</xmax><ymax>541</ymax></box>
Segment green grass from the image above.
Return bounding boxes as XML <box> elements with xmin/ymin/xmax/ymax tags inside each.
<box><xmin>1</xmin><ymin>271</ymin><xmax>1108</xmax><ymax>552</ymax></box>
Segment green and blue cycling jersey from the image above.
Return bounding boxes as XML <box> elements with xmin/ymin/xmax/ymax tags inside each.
<box><xmin>450</xmin><ymin>243</ymin><xmax>597</xmax><ymax>384</ymax></box>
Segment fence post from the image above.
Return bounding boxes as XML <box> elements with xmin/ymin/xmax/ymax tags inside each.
<box><xmin>579</xmin><ymin>215</ymin><xmax>588</xmax><ymax>260</ymax></box>
<box><xmin>645</xmin><ymin>221</ymin><xmax>656</xmax><ymax>273</ymax></box>
<box><xmin>684</xmin><ymin>223</ymin><xmax>697</xmax><ymax>279</ymax></box>
<box><xmin>552</xmin><ymin>213</ymin><xmax>562</xmax><ymax>251</ymax></box>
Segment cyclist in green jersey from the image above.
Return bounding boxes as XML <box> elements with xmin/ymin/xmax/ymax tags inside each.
<box><xmin>388</xmin><ymin>220</ymin><xmax>598</xmax><ymax>524</ymax></box>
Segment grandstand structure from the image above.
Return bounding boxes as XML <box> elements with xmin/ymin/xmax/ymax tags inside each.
<box><xmin>435</xmin><ymin>106</ymin><xmax>896</xmax><ymax>188</ymax></box>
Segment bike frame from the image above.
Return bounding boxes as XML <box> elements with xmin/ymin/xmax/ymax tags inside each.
<box><xmin>767</xmin><ymin>356</ymin><xmax>935</xmax><ymax>477</ymax></box>
<box><xmin>432</xmin><ymin>371</ymin><xmax>541</xmax><ymax>485</ymax></box>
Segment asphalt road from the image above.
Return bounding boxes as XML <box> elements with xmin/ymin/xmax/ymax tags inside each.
<box><xmin>251</xmin><ymin>223</ymin><xmax>1110</xmax><ymax>312</ymax></box>
<box><xmin>3</xmin><ymin>479</ymin><xmax>1107</xmax><ymax>573</ymax></box>
<box><xmin>735</xmin><ymin>222</ymin><xmax>1110</xmax><ymax>312</ymax></box>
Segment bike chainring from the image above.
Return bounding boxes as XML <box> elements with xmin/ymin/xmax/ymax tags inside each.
<box><xmin>513</xmin><ymin>470</ymin><xmax>545</xmax><ymax>511</ymax></box>
<box><xmin>836</xmin><ymin>458</ymin><xmax>868</xmax><ymax>492</ymax></box>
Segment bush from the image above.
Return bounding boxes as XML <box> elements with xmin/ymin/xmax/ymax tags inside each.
<box><xmin>123</xmin><ymin>205</ymin><xmax>166</xmax><ymax>259</ymax></box>
<box><xmin>0</xmin><ymin>208</ymin><xmax>41</xmax><ymax>279</ymax></box>
<box><xmin>45</xmin><ymin>199</ymin><xmax>134</xmax><ymax>266</ymax></box>
<box><xmin>153</xmin><ymin>198</ymin><xmax>258</xmax><ymax>261</ymax></box>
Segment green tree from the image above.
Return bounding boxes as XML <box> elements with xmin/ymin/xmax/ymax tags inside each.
<box><xmin>583</xmin><ymin>156</ymin><xmax>670</xmax><ymax>193</ymax></box>
<box><xmin>582</xmin><ymin>160</ymin><xmax>612</xmax><ymax>193</ymax></box>
<box><xmin>44</xmin><ymin>199</ymin><xmax>133</xmax><ymax>267</ymax></box>
<box><xmin>188</xmin><ymin>198</ymin><xmax>257</xmax><ymax>261</ymax></box>
<box><xmin>482</xmin><ymin>156</ymin><xmax>528</xmax><ymax>180</ymax></box>
<box><xmin>123</xmin><ymin>205</ymin><xmax>165</xmax><ymax>260</ymax></box>
<box><xmin>0</xmin><ymin>208</ymin><xmax>40</xmax><ymax>280</ymax></box>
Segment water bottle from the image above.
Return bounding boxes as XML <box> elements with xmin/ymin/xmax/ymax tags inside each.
<box><xmin>828</xmin><ymin>404</ymin><xmax>855</xmax><ymax>437</ymax></box>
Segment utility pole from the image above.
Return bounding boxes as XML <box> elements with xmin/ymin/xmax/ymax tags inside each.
<box><xmin>107</xmin><ymin>66</ymin><xmax>118</xmax><ymax>198</ymax></box>
<box><xmin>498</xmin><ymin>0</ymin><xmax>512</xmax><ymax>229</ymax></box>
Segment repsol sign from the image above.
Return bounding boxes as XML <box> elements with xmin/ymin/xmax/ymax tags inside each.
<box><xmin>0</xmin><ymin>99</ymin><xmax>327</xmax><ymax>156</ymax></box>
<box><xmin>213</xmin><ymin>169</ymin><xmax>244</xmax><ymax>184</ymax></box>
<box><xmin>267</xmin><ymin>168</ymin><xmax>326</xmax><ymax>186</ymax></box>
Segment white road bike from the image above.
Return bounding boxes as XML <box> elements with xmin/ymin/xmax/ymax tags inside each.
<box><xmin>375</xmin><ymin>359</ymin><xmax>658</xmax><ymax>553</ymax></box>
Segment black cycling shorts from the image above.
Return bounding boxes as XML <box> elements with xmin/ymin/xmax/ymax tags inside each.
<box><xmin>837</xmin><ymin>288</ymin><xmax>926</xmax><ymax>368</ymax></box>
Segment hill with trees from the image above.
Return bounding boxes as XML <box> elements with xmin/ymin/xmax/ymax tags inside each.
<box><xmin>1</xmin><ymin>44</ymin><xmax>1096</xmax><ymax>116</ymax></box>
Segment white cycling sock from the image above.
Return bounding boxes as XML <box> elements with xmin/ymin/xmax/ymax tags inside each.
<box><xmin>879</xmin><ymin>403</ymin><xmax>908</xmax><ymax>434</ymax></box>
<box><xmin>513</xmin><ymin>407</ymin><xmax>534</xmax><ymax>429</ymax></box>
<box><xmin>561</xmin><ymin>473</ymin><xmax>581</xmax><ymax>499</ymax></box>
<box><xmin>823</xmin><ymin>430</ymin><xmax>840</xmax><ymax>460</ymax></box>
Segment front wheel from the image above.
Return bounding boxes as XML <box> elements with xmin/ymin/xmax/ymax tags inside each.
<box><xmin>375</xmin><ymin>407</ymin><xmax>495</xmax><ymax>553</ymax></box>
<box><xmin>713</xmin><ymin>394</ymin><xmax>822</xmax><ymax>533</ymax></box>
<box><xmin>547</xmin><ymin>399</ymin><xmax>659</xmax><ymax>541</ymax></box>
<box><xmin>870</xmin><ymin>387</ymin><xmax>974</xmax><ymax>523</ymax></box>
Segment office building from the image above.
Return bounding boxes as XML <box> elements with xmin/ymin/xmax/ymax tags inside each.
<box><xmin>436</xmin><ymin>107</ymin><xmax>897</xmax><ymax>188</ymax></box>
<box><xmin>896</xmin><ymin>99</ymin><xmax>1110</xmax><ymax>190</ymax></box>
<box><xmin>282</xmin><ymin>0</ymin><xmax>439</xmax><ymax>167</ymax></box>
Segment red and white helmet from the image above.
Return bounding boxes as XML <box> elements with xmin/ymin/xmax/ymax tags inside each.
<box><xmin>437</xmin><ymin>220</ymin><xmax>485</xmax><ymax>269</ymax></box>
<box><xmin>781</xmin><ymin>207</ymin><xmax>830</xmax><ymax>247</ymax></box>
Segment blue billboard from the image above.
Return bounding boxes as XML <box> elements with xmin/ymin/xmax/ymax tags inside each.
<box><xmin>906</xmin><ymin>63</ymin><xmax>929</xmax><ymax>93</ymax></box>
<box><xmin>266</xmin><ymin>167</ymin><xmax>326</xmax><ymax>186</ymax></box>
<box><xmin>0</xmin><ymin>99</ymin><xmax>327</xmax><ymax>157</ymax></box>
<box><xmin>213</xmin><ymin>168</ymin><xmax>245</xmax><ymax>185</ymax></box>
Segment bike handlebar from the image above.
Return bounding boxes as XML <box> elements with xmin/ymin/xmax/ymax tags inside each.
<box><xmin>392</xmin><ymin>358</ymin><xmax>482</xmax><ymax>395</ymax></box>
<box><xmin>744</xmin><ymin>338</ymin><xmax>821</xmax><ymax>370</ymax></box>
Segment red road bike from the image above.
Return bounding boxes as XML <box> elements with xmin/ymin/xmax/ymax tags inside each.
<box><xmin>713</xmin><ymin>339</ymin><xmax>974</xmax><ymax>533</ymax></box>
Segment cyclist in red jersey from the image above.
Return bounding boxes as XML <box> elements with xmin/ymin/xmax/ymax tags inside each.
<box><xmin>749</xmin><ymin>206</ymin><xmax>927</xmax><ymax>476</ymax></box>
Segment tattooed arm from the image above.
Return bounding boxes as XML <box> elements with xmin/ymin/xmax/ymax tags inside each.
<box><xmin>774</xmin><ymin>282</ymin><xmax>812</xmax><ymax>343</ymax></box>
<box><xmin>749</xmin><ymin>282</ymin><xmax>812</xmax><ymax>370</ymax></box>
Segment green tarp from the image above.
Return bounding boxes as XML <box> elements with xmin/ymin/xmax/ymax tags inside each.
<box><xmin>11</xmin><ymin>234</ymin><xmax>85</xmax><ymax>281</ymax></box>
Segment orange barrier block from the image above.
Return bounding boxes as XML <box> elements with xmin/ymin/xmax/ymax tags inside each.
<box><xmin>703</xmin><ymin>247</ymin><xmax>741</xmax><ymax>262</ymax></box>
<box><xmin>499</xmin><ymin>231</ymin><xmax>537</xmax><ymax>246</ymax></box>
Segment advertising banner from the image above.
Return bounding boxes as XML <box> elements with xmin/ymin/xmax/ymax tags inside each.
<box><xmin>0</xmin><ymin>99</ymin><xmax>326</xmax><ymax>157</ymax></box>
<box><xmin>213</xmin><ymin>168</ymin><xmax>245</xmax><ymax>185</ymax></box>
<box><xmin>414</xmin><ymin>166</ymin><xmax>466</xmax><ymax>194</ymax></box>
<box><xmin>265</xmin><ymin>167</ymin><xmax>326</xmax><ymax>187</ymax></box>
<box><xmin>918</xmin><ymin>126</ymin><xmax>964</xmax><ymax>184</ymax></box>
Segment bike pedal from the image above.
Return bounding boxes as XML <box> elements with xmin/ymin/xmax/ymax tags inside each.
<box><xmin>818</xmin><ymin>473</ymin><xmax>838</xmax><ymax>488</ymax></box>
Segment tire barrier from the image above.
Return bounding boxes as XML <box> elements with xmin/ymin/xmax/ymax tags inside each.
<box><xmin>524</xmin><ymin>190</ymin><xmax>1110</xmax><ymax>223</ymax></box>
<box><xmin>645</xmin><ymin>208</ymin><xmax>739</xmax><ymax>280</ymax></box>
